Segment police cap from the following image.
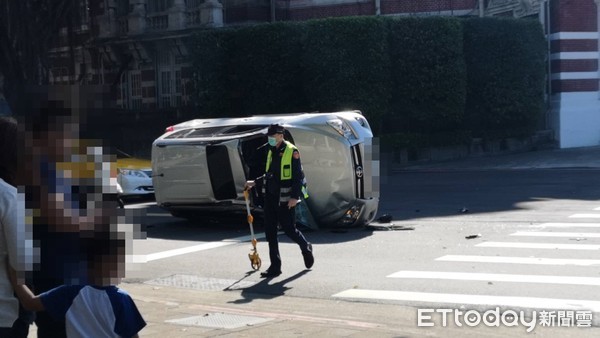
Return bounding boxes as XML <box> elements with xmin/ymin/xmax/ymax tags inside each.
<box><xmin>267</xmin><ymin>124</ymin><xmax>285</xmax><ymax>135</ymax></box>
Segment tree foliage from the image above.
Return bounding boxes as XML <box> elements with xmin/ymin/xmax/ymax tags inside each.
<box><xmin>0</xmin><ymin>0</ymin><xmax>83</xmax><ymax>115</ymax></box>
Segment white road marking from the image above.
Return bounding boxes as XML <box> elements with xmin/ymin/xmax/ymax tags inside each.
<box><xmin>146</xmin><ymin>213</ymin><xmax>171</xmax><ymax>217</ymax></box>
<box><xmin>331</xmin><ymin>290</ymin><xmax>600</xmax><ymax>312</ymax></box>
<box><xmin>132</xmin><ymin>233</ymin><xmax>266</xmax><ymax>263</ymax></box>
<box><xmin>387</xmin><ymin>270</ymin><xmax>600</xmax><ymax>286</ymax></box>
<box><xmin>532</xmin><ymin>222</ymin><xmax>600</xmax><ymax>228</ymax></box>
<box><xmin>476</xmin><ymin>241</ymin><xmax>600</xmax><ymax>250</ymax></box>
<box><xmin>570</xmin><ymin>214</ymin><xmax>600</xmax><ymax>219</ymax></box>
<box><xmin>510</xmin><ymin>231</ymin><xmax>600</xmax><ymax>238</ymax></box>
<box><xmin>595</xmin><ymin>207</ymin><xmax>600</xmax><ymax>211</ymax></box>
<box><xmin>436</xmin><ymin>255</ymin><xmax>600</xmax><ymax>266</ymax></box>
<box><xmin>124</xmin><ymin>202</ymin><xmax>156</xmax><ymax>209</ymax></box>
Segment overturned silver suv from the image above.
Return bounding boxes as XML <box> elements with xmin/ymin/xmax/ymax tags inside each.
<box><xmin>151</xmin><ymin>111</ymin><xmax>379</xmax><ymax>228</ymax></box>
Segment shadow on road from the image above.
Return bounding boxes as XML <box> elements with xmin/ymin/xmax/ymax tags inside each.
<box><xmin>226</xmin><ymin>270</ymin><xmax>311</xmax><ymax>304</ymax></box>
<box><xmin>380</xmin><ymin>169</ymin><xmax>600</xmax><ymax>222</ymax></box>
<box><xmin>142</xmin><ymin>203</ymin><xmax>375</xmax><ymax>244</ymax></box>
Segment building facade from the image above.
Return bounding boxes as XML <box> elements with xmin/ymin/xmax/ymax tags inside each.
<box><xmin>48</xmin><ymin>0</ymin><xmax>599</xmax><ymax>148</ymax></box>
<box><xmin>546</xmin><ymin>0</ymin><xmax>600</xmax><ymax>148</ymax></box>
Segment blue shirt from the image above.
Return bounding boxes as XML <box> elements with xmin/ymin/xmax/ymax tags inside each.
<box><xmin>40</xmin><ymin>285</ymin><xmax>146</xmax><ymax>338</ymax></box>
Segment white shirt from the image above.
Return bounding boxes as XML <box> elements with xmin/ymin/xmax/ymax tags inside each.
<box><xmin>0</xmin><ymin>178</ymin><xmax>25</xmax><ymax>327</ymax></box>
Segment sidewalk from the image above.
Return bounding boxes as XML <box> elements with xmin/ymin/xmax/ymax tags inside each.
<box><xmin>119</xmin><ymin>282</ymin><xmax>600</xmax><ymax>337</ymax></box>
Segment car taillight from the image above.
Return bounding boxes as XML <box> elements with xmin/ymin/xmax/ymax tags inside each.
<box><xmin>165</xmin><ymin>126</ymin><xmax>174</xmax><ymax>133</ymax></box>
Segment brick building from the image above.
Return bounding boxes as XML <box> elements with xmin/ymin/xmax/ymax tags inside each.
<box><xmin>546</xmin><ymin>0</ymin><xmax>600</xmax><ymax>147</ymax></box>
<box><xmin>48</xmin><ymin>0</ymin><xmax>599</xmax><ymax>148</ymax></box>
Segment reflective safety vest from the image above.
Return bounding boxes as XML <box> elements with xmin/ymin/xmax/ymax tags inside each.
<box><xmin>265</xmin><ymin>140</ymin><xmax>309</xmax><ymax>203</ymax></box>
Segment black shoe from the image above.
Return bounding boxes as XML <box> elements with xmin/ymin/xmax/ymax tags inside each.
<box><xmin>303</xmin><ymin>243</ymin><xmax>314</xmax><ymax>269</ymax></box>
<box><xmin>260</xmin><ymin>269</ymin><xmax>282</xmax><ymax>278</ymax></box>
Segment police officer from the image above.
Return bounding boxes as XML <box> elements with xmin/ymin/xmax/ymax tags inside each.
<box><xmin>245</xmin><ymin>124</ymin><xmax>314</xmax><ymax>278</ymax></box>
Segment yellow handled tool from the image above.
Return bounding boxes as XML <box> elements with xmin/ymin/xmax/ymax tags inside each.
<box><xmin>243</xmin><ymin>189</ymin><xmax>261</xmax><ymax>270</ymax></box>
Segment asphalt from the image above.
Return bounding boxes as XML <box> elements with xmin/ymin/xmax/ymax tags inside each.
<box><xmin>29</xmin><ymin>145</ymin><xmax>600</xmax><ymax>337</ymax></box>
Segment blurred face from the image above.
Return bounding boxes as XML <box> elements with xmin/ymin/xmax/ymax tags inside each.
<box><xmin>90</xmin><ymin>248</ymin><xmax>126</xmax><ymax>285</ymax></box>
<box><xmin>34</xmin><ymin>121</ymin><xmax>80</xmax><ymax>161</ymax></box>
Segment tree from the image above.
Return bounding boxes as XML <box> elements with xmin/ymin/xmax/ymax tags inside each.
<box><xmin>0</xmin><ymin>0</ymin><xmax>84</xmax><ymax>115</ymax></box>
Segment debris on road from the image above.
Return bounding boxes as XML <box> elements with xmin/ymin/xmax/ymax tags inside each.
<box><xmin>465</xmin><ymin>233</ymin><xmax>482</xmax><ymax>239</ymax></box>
<box><xmin>366</xmin><ymin>222</ymin><xmax>415</xmax><ymax>231</ymax></box>
<box><xmin>460</xmin><ymin>207</ymin><xmax>469</xmax><ymax>213</ymax></box>
<box><xmin>569</xmin><ymin>237</ymin><xmax>587</xmax><ymax>241</ymax></box>
<box><xmin>378</xmin><ymin>214</ymin><xmax>393</xmax><ymax>223</ymax></box>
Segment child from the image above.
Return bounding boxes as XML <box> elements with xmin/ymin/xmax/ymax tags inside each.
<box><xmin>9</xmin><ymin>238</ymin><xmax>146</xmax><ymax>338</ymax></box>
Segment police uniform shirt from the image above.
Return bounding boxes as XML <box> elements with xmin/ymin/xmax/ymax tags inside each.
<box><xmin>266</xmin><ymin>142</ymin><xmax>303</xmax><ymax>200</ymax></box>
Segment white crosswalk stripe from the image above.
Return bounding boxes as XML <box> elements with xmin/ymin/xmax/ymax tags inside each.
<box><xmin>532</xmin><ymin>222</ymin><xmax>600</xmax><ymax>228</ymax></box>
<box><xmin>333</xmin><ymin>209</ymin><xmax>600</xmax><ymax>313</ymax></box>
<box><xmin>569</xmin><ymin>214</ymin><xmax>600</xmax><ymax>218</ymax></box>
<box><xmin>510</xmin><ymin>231</ymin><xmax>600</xmax><ymax>238</ymax></box>
<box><xmin>387</xmin><ymin>271</ymin><xmax>600</xmax><ymax>286</ymax></box>
<box><xmin>436</xmin><ymin>255</ymin><xmax>600</xmax><ymax>266</ymax></box>
<box><xmin>476</xmin><ymin>242</ymin><xmax>600</xmax><ymax>250</ymax></box>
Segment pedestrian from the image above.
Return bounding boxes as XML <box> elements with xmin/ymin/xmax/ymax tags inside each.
<box><xmin>245</xmin><ymin>124</ymin><xmax>314</xmax><ymax>278</ymax></box>
<box><xmin>0</xmin><ymin>116</ymin><xmax>34</xmax><ymax>337</ymax></box>
<box><xmin>8</xmin><ymin>237</ymin><xmax>146</xmax><ymax>338</ymax></box>
<box><xmin>22</xmin><ymin>88</ymin><xmax>120</xmax><ymax>337</ymax></box>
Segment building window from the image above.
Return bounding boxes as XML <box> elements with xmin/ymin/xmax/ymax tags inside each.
<box><xmin>132</xmin><ymin>98</ymin><xmax>142</xmax><ymax>110</ymax></box>
<box><xmin>130</xmin><ymin>72</ymin><xmax>142</xmax><ymax>110</ymax></box>
<box><xmin>116</xmin><ymin>0</ymin><xmax>130</xmax><ymax>16</ymax></box>
<box><xmin>187</xmin><ymin>0</ymin><xmax>203</xmax><ymax>8</ymax></box>
<box><xmin>160</xmin><ymin>71</ymin><xmax>172</xmax><ymax>108</ymax></box>
<box><xmin>157</xmin><ymin>51</ymin><xmax>171</xmax><ymax>67</ymax></box>
<box><xmin>76</xmin><ymin>0</ymin><xmax>90</xmax><ymax>28</ymax></box>
<box><xmin>131</xmin><ymin>73</ymin><xmax>142</xmax><ymax>96</ymax></box>
<box><xmin>175</xmin><ymin>70</ymin><xmax>182</xmax><ymax>94</ymax></box>
<box><xmin>162</xmin><ymin>96</ymin><xmax>171</xmax><ymax>108</ymax></box>
<box><xmin>148</xmin><ymin>0</ymin><xmax>173</xmax><ymax>13</ymax></box>
<box><xmin>161</xmin><ymin>71</ymin><xmax>171</xmax><ymax>95</ymax></box>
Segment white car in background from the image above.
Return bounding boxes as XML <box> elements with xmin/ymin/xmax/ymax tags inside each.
<box><xmin>151</xmin><ymin>111</ymin><xmax>379</xmax><ymax>228</ymax></box>
<box><xmin>116</xmin><ymin>150</ymin><xmax>154</xmax><ymax>196</ymax></box>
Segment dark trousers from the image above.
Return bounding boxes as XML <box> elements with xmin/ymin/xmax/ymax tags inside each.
<box><xmin>35</xmin><ymin>311</ymin><xmax>66</xmax><ymax>338</ymax></box>
<box><xmin>11</xmin><ymin>303</ymin><xmax>34</xmax><ymax>338</ymax></box>
<box><xmin>264</xmin><ymin>194</ymin><xmax>309</xmax><ymax>271</ymax></box>
<box><xmin>0</xmin><ymin>304</ymin><xmax>35</xmax><ymax>338</ymax></box>
<box><xmin>33</xmin><ymin>280</ymin><xmax>66</xmax><ymax>338</ymax></box>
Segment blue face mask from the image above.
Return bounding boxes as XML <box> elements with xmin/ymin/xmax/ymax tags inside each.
<box><xmin>268</xmin><ymin>136</ymin><xmax>277</xmax><ymax>147</ymax></box>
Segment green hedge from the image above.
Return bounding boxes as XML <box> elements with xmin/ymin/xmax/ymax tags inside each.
<box><xmin>387</xmin><ymin>17</ymin><xmax>466</xmax><ymax>134</ymax></box>
<box><xmin>302</xmin><ymin>16</ymin><xmax>392</xmax><ymax>126</ymax></box>
<box><xmin>189</xmin><ymin>28</ymin><xmax>233</xmax><ymax>117</ymax></box>
<box><xmin>228</xmin><ymin>22</ymin><xmax>306</xmax><ymax>116</ymax></box>
<box><xmin>189</xmin><ymin>16</ymin><xmax>546</xmax><ymax>146</ymax></box>
<box><xmin>463</xmin><ymin>17</ymin><xmax>546</xmax><ymax>137</ymax></box>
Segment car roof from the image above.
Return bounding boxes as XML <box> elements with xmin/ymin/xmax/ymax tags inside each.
<box><xmin>172</xmin><ymin>110</ymin><xmax>364</xmax><ymax>130</ymax></box>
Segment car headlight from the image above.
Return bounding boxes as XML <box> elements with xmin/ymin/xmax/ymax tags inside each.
<box><xmin>327</xmin><ymin>119</ymin><xmax>357</xmax><ymax>139</ymax></box>
<box><xmin>118</xmin><ymin>169</ymin><xmax>149</xmax><ymax>178</ymax></box>
<box><xmin>338</xmin><ymin>205</ymin><xmax>361</xmax><ymax>226</ymax></box>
